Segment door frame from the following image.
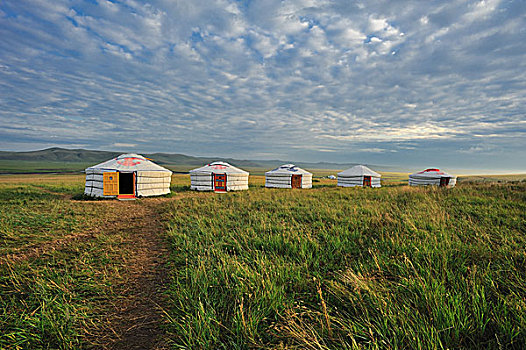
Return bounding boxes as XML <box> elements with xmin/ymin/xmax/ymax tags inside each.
<box><xmin>363</xmin><ymin>176</ymin><xmax>372</xmax><ymax>187</ymax></box>
<box><xmin>440</xmin><ymin>177</ymin><xmax>450</xmax><ymax>187</ymax></box>
<box><xmin>213</xmin><ymin>173</ymin><xmax>227</xmax><ymax>192</ymax></box>
<box><xmin>117</xmin><ymin>171</ymin><xmax>136</xmax><ymax>198</ymax></box>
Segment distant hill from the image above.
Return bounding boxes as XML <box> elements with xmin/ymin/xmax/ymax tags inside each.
<box><xmin>0</xmin><ymin>147</ymin><xmax>396</xmax><ymax>173</ymax></box>
<box><xmin>0</xmin><ymin>147</ymin><xmax>120</xmax><ymax>163</ymax></box>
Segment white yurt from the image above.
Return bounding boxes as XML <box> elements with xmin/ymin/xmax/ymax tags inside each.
<box><xmin>409</xmin><ymin>168</ymin><xmax>457</xmax><ymax>187</ymax></box>
<box><xmin>190</xmin><ymin>161</ymin><xmax>249</xmax><ymax>192</ymax></box>
<box><xmin>84</xmin><ymin>154</ymin><xmax>172</xmax><ymax>198</ymax></box>
<box><xmin>337</xmin><ymin>165</ymin><xmax>381</xmax><ymax>188</ymax></box>
<box><xmin>265</xmin><ymin>164</ymin><xmax>312</xmax><ymax>189</ymax></box>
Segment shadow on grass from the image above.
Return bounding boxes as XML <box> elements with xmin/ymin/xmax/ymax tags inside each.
<box><xmin>169</xmin><ymin>185</ymin><xmax>192</xmax><ymax>194</ymax></box>
<box><xmin>71</xmin><ymin>193</ymin><xmax>109</xmax><ymax>201</ymax></box>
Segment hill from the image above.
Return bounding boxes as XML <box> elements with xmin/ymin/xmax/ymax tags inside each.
<box><xmin>0</xmin><ymin>147</ymin><xmax>393</xmax><ymax>174</ymax></box>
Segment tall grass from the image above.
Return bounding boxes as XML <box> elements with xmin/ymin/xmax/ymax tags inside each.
<box><xmin>0</xmin><ymin>183</ymin><xmax>101</xmax><ymax>254</ymax></box>
<box><xmin>0</xmin><ymin>181</ymin><xmax>134</xmax><ymax>349</ymax></box>
<box><xmin>163</xmin><ymin>183</ymin><xmax>526</xmax><ymax>349</ymax></box>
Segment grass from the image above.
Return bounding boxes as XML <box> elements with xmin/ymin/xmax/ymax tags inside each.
<box><xmin>458</xmin><ymin>174</ymin><xmax>526</xmax><ymax>183</ymax></box>
<box><xmin>0</xmin><ymin>235</ymin><xmax>125</xmax><ymax>349</ymax></box>
<box><xmin>0</xmin><ymin>161</ymin><xmax>93</xmax><ymax>174</ymax></box>
<box><xmin>0</xmin><ymin>183</ymin><xmax>102</xmax><ymax>255</ymax></box>
<box><xmin>0</xmin><ymin>174</ymin><xmax>525</xmax><ymax>349</ymax></box>
<box><xmin>162</xmin><ymin>182</ymin><xmax>526</xmax><ymax>349</ymax></box>
<box><xmin>0</xmin><ymin>176</ymin><xmax>140</xmax><ymax>349</ymax></box>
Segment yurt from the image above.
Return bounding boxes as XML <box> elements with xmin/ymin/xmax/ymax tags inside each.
<box><xmin>190</xmin><ymin>161</ymin><xmax>249</xmax><ymax>192</ymax></box>
<box><xmin>337</xmin><ymin>165</ymin><xmax>381</xmax><ymax>187</ymax></box>
<box><xmin>265</xmin><ymin>164</ymin><xmax>312</xmax><ymax>189</ymax></box>
<box><xmin>409</xmin><ymin>168</ymin><xmax>456</xmax><ymax>187</ymax></box>
<box><xmin>84</xmin><ymin>154</ymin><xmax>172</xmax><ymax>198</ymax></box>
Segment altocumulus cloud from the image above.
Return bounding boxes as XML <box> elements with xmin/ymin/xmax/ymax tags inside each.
<box><xmin>0</xmin><ymin>0</ymin><xmax>525</xmax><ymax>171</ymax></box>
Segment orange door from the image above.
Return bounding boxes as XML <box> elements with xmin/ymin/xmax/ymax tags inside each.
<box><xmin>291</xmin><ymin>174</ymin><xmax>302</xmax><ymax>188</ymax></box>
<box><xmin>214</xmin><ymin>174</ymin><xmax>227</xmax><ymax>192</ymax></box>
<box><xmin>103</xmin><ymin>172</ymin><xmax>119</xmax><ymax>195</ymax></box>
<box><xmin>363</xmin><ymin>176</ymin><xmax>371</xmax><ymax>187</ymax></box>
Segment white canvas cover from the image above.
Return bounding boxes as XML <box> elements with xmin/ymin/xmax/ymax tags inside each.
<box><xmin>337</xmin><ymin>165</ymin><xmax>381</xmax><ymax>188</ymax></box>
<box><xmin>190</xmin><ymin>161</ymin><xmax>249</xmax><ymax>191</ymax></box>
<box><xmin>409</xmin><ymin>168</ymin><xmax>457</xmax><ymax>187</ymax></box>
<box><xmin>265</xmin><ymin>164</ymin><xmax>312</xmax><ymax>188</ymax></box>
<box><xmin>84</xmin><ymin>154</ymin><xmax>172</xmax><ymax>197</ymax></box>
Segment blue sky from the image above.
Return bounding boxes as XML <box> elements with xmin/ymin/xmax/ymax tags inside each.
<box><xmin>1</xmin><ymin>0</ymin><xmax>525</xmax><ymax>172</ymax></box>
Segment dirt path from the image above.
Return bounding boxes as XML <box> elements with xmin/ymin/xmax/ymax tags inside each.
<box><xmin>86</xmin><ymin>199</ymin><xmax>173</xmax><ymax>350</ymax></box>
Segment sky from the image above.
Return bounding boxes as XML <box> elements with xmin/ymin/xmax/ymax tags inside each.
<box><xmin>1</xmin><ymin>0</ymin><xmax>525</xmax><ymax>172</ymax></box>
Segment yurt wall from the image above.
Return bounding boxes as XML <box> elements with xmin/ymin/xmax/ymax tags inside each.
<box><xmin>337</xmin><ymin>175</ymin><xmax>381</xmax><ymax>187</ymax></box>
<box><xmin>265</xmin><ymin>173</ymin><xmax>292</xmax><ymax>188</ymax></box>
<box><xmin>136</xmin><ymin>171</ymin><xmax>172</xmax><ymax>196</ymax></box>
<box><xmin>226</xmin><ymin>173</ymin><xmax>249</xmax><ymax>191</ymax></box>
<box><xmin>190</xmin><ymin>172</ymin><xmax>214</xmax><ymax>191</ymax></box>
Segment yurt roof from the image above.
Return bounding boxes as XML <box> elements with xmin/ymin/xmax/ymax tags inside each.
<box><xmin>265</xmin><ymin>164</ymin><xmax>312</xmax><ymax>175</ymax></box>
<box><xmin>189</xmin><ymin>161</ymin><xmax>249</xmax><ymax>175</ymax></box>
<box><xmin>409</xmin><ymin>168</ymin><xmax>455</xmax><ymax>178</ymax></box>
<box><xmin>86</xmin><ymin>154</ymin><xmax>172</xmax><ymax>173</ymax></box>
<box><xmin>338</xmin><ymin>165</ymin><xmax>381</xmax><ymax>177</ymax></box>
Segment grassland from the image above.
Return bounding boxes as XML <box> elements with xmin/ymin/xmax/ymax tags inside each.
<box><xmin>164</xmin><ymin>178</ymin><xmax>526</xmax><ymax>349</ymax></box>
<box><xmin>0</xmin><ymin>175</ymin><xmax>169</xmax><ymax>349</ymax></box>
<box><xmin>0</xmin><ymin>173</ymin><xmax>525</xmax><ymax>349</ymax></box>
<box><xmin>0</xmin><ymin>160</ymin><xmax>92</xmax><ymax>174</ymax></box>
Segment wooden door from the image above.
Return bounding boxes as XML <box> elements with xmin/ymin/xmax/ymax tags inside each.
<box><xmin>363</xmin><ymin>176</ymin><xmax>371</xmax><ymax>187</ymax></box>
<box><xmin>291</xmin><ymin>174</ymin><xmax>302</xmax><ymax>188</ymax></box>
<box><xmin>440</xmin><ymin>177</ymin><xmax>450</xmax><ymax>187</ymax></box>
<box><xmin>103</xmin><ymin>172</ymin><xmax>119</xmax><ymax>196</ymax></box>
<box><xmin>214</xmin><ymin>173</ymin><xmax>227</xmax><ymax>192</ymax></box>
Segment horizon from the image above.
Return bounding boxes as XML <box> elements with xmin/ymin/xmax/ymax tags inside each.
<box><xmin>1</xmin><ymin>1</ymin><xmax>525</xmax><ymax>172</ymax></box>
<box><xmin>1</xmin><ymin>146</ymin><xmax>524</xmax><ymax>175</ymax></box>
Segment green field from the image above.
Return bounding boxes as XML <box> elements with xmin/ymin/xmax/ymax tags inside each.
<box><xmin>0</xmin><ymin>174</ymin><xmax>525</xmax><ymax>349</ymax></box>
<box><xmin>0</xmin><ymin>160</ymin><xmax>92</xmax><ymax>174</ymax></box>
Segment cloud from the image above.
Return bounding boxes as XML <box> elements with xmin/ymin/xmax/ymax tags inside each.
<box><xmin>113</xmin><ymin>143</ymin><xmax>137</xmax><ymax>148</ymax></box>
<box><xmin>0</xmin><ymin>0</ymin><xmax>525</xmax><ymax>170</ymax></box>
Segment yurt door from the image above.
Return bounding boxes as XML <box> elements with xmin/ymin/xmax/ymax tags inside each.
<box><xmin>214</xmin><ymin>174</ymin><xmax>227</xmax><ymax>192</ymax></box>
<box><xmin>103</xmin><ymin>172</ymin><xmax>119</xmax><ymax>196</ymax></box>
<box><xmin>118</xmin><ymin>172</ymin><xmax>135</xmax><ymax>198</ymax></box>
<box><xmin>363</xmin><ymin>176</ymin><xmax>372</xmax><ymax>187</ymax></box>
<box><xmin>440</xmin><ymin>177</ymin><xmax>450</xmax><ymax>187</ymax></box>
<box><xmin>291</xmin><ymin>174</ymin><xmax>302</xmax><ymax>188</ymax></box>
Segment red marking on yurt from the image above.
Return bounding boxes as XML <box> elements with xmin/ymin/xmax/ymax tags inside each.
<box><xmin>210</xmin><ymin>164</ymin><xmax>227</xmax><ymax>169</ymax></box>
<box><xmin>117</xmin><ymin>157</ymin><xmax>143</xmax><ymax>166</ymax></box>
